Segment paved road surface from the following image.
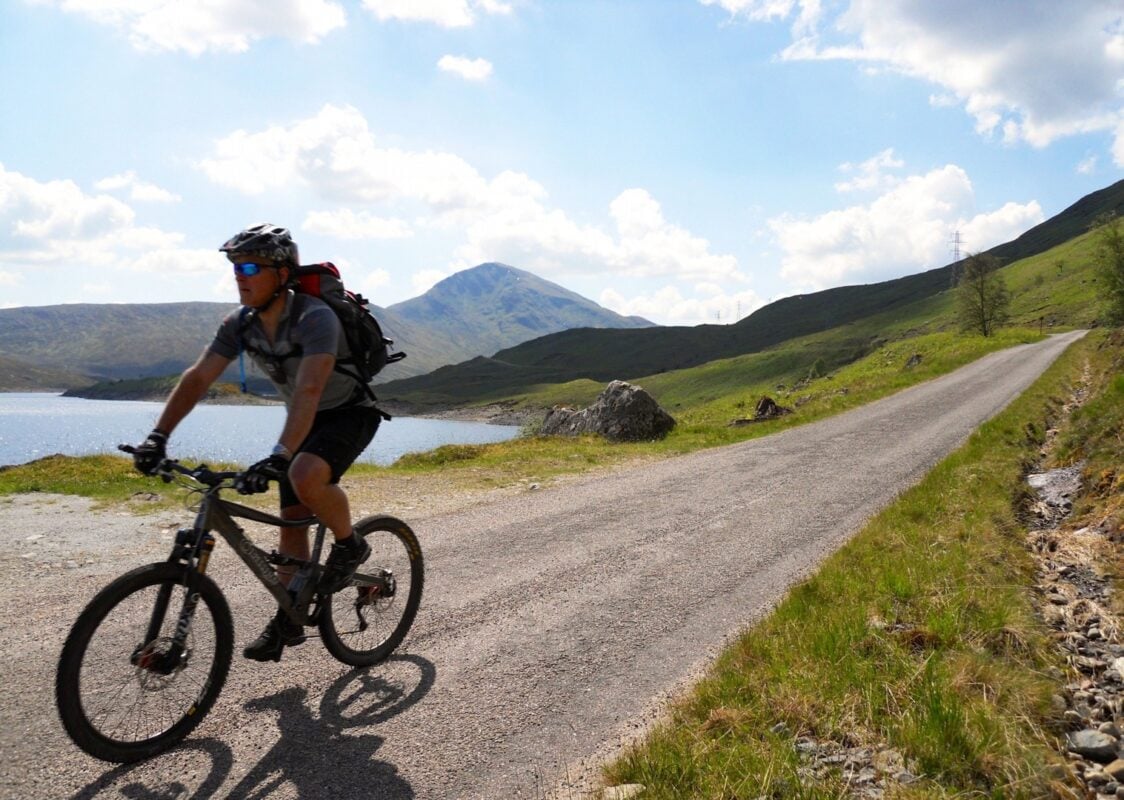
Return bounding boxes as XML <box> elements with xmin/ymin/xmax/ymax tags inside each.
<box><xmin>0</xmin><ymin>331</ymin><xmax>1085</xmax><ymax>799</ymax></box>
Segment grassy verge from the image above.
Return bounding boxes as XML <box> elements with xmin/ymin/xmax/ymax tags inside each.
<box><xmin>601</xmin><ymin>330</ymin><xmax>1121</xmax><ymax>798</ymax></box>
<box><xmin>0</xmin><ymin>454</ymin><xmax>166</xmax><ymax>503</ymax></box>
<box><xmin>0</xmin><ymin>453</ymin><xmax>242</xmax><ymax>509</ymax></box>
<box><xmin>377</xmin><ymin>329</ymin><xmax>1048</xmax><ymax>489</ymax></box>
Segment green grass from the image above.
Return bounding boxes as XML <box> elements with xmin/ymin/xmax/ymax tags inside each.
<box><xmin>0</xmin><ymin>453</ymin><xmax>244</xmax><ymax>508</ymax></box>
<box><xmin>1054</xmin><ymin>329</ymin><xmax>1124</xmax><ymax>545</ymax></box>
<box><xmin>0</xmin><ymin>454</ymin><xmax>173</xmax><ymax>504</ymax></box>
<box><xmin>601</xmin><ymin>329</ymin><xmax>1120</xmax><ymax>798</ymax></box>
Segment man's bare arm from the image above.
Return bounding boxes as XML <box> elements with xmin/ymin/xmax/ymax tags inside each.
<box><xmin>276</xmin><ymin>353</ymin><xmax>334</xmax><ymax>453</ymax></box>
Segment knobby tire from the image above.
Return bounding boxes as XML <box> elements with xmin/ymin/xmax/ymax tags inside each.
<box><xmin>319</xmin><ymin>515</ymin><xmax>424</xmax><ymax>667</ymax></box>
<box><xmin>56</xmin><ymin>562</ymin><xmax>234</xmax><ymax>763</ymax></box>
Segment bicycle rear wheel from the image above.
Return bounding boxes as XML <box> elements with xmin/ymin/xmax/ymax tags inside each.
<box><xmin>56</xmin><ymin>562</ymin><xmax>233</xmax><ymax>763</ymax></box>
<box><xmin>319</xmin><ymin>515</ymin><xmax>424</xmax><ymax>667</ymax></box>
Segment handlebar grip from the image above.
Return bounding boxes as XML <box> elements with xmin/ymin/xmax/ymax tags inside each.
<box><xmin>118</xmin><ymin>444</ymin><xmax>138</xmax><ymax>454</ymax></box>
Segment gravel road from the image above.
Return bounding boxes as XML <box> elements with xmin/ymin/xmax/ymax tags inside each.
<box><xmin>0</xmin><ymin>331</ymin><xmax>1085</xmax><ymax>800</ymax></box>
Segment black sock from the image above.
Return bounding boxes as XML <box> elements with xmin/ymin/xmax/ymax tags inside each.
<box><xmin>338</xmin><ymin>533</ymin><xmax>362</xmax><ymax>552</ymax></box>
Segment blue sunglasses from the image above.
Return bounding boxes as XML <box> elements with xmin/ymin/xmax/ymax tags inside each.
<box><xmin>232</xmin><ymin>262</ymin><xmax>274</xmax><ymax>277</ymax></box>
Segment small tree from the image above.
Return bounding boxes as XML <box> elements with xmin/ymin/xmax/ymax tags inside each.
<box><xmin>956</xmin><ymin>253</ymin><xmax>1011</xmax><ymax>337</ymax></box>
<box><xmin>1092</xmin><ymin>213</ymin><xmax>1124</xmax><ymax>325</ymax></box>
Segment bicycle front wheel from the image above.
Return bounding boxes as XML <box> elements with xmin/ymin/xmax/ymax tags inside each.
<box><xmin>56</xmin><ymin>562</ymin><xmax>234</xmax><ymax>763</ymax></box>
<box><xmin>319</xmin><ymin>515</ymin><xmax>424</xmax><ymax>667</ymax></box>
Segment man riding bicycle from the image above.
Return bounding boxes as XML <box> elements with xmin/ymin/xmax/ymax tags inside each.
<box><xmin>131</xmin><ymin>224</ymin><xmax>381</xmax><ymax>662</ymax></box>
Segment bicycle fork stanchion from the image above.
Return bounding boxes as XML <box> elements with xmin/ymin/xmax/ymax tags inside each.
<box><xmin>134</xmin><ymin>532</ymin><xmax>216</xmax><ymax>676</ymax></box>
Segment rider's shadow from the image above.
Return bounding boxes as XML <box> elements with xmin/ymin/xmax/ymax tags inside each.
<box><xmin>225</xmin><ymin>654</ymin><xmax>436</xmax><ymax>800</ymax></box>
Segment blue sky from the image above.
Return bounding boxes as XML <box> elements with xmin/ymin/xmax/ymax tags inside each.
<box><xmin>2</xmin><ymin>0</ymin><xmax>1122</xmax><ymax>325</ymax></box>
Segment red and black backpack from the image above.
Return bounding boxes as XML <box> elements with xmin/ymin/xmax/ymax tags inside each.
<box><xmin>237</xmin><ymin>262</ymin><xmax>406</xmax><ymax>402</ymax></box>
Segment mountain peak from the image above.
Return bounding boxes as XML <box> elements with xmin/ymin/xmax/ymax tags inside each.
<box><xmin>388</xmin><ymin>262</ymin><xmax>653</xmax><ymax>358</ymax></box>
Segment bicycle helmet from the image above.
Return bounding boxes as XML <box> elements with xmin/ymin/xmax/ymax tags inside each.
<box><xmin>219</xmin><ymin>224</ymin><xmax>300</xmax><ymax>267</ymax></box>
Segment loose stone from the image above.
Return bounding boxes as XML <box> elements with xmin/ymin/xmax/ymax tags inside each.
<box><xmin>1067</xmin><ymin>725</ymin><xmax>1120</xmax><ymax>764</ymax></box>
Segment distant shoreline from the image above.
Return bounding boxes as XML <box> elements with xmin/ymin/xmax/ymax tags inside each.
<box><xmin>59</xmin><ymin>385</ymin><xmax>280</xmax><ymax>406</ymax></box>
<box><xmin>5</xmin><ymin>387</ymin><xmax>542</xmax><ymax>426</ymax></box>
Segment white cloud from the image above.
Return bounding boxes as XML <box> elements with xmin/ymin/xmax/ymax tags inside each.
<box><xmin>1077</xmin><ymin>154</ymin><xmax>1099</xmax><ymax>175</ymax></box>
<box><xmin>124</xmin><ymin>247</ymin><xmax>226</xmax><ymax>275</ymax></box>
<box><xmin>360</xmin><ymin>268</ymin><xmax>392</xmax><ymax>297</ymax></box>
<box><xmin>600</xmin><ymin>284</ymin><xmax>764</xmax><ymax>327</ymax></box>
<box><xmin>608</xmin><ymin>189</ymin><xmax>743</xmax><ymax>281</ymax></box>
<box><xmin>0</xmin><ymin>163</ymin><xmax>221</xmax><ymax>277</ymax></box>
<box><xmin>200</xmin><ymin>106</ymin><xmax>743</xmax><ymax>285</ymax></box>
<box><xmin>959</xmin><ymin>201</ymin><xmax>1046</xmax><ymax>258</ymax></box>
<box><xmin>199</xmin><ymin>104</ymin><xmax>489</xmax><ymax>208</ymax></box>
<box><xmin>411</xmin><ymin>268</ymin><xmax>452</xmax><ymax>295</ymax></box>
<box><xmin>302</xmin><ymin>209</ymin><xmax>413</xmax><ymax>239</ymax></box>
<box><xmin>708</xmin><ymin>0</ymin><xmax>1124</xmax><ymax>164</ymax></box>
<box><xmin>1</xmin><ymin>163</ymin><xmax>134</xmax><ymax>242</ymax></box>
<box><xmin>769</xmin><ymin>159</ymin><xmax>1044</xmax><ymax>290</ymax></box>
<box><xmin>0</xmin><ymin>270</ymin><xmax>20</xmax><ymax>287</ymax></box>
<box><xmin>362</xmin><ymin>0</ymin><xmax>510</xmax><ymax>28</ymax></box>
<box><xmin>699</xmin><ymin>0</ymin><xmax>799</xmax><ymax>23</ymax></box>
<box><xmin>834</xmin><ymin>148</ymin><xmax>904</xmax><ymax>193</ymax></box>
<box><xmin>33</xmin><ymin>0</ymin><xmax>346</xmax><ymax>54</ymax></box>
<box><xmin>95</xmin><ymin>171</ymin><xmax>181</xmax><ymax>203</ymax></box>
<box><xmin>438</xmin><ymin>55</ymin><xmax>494</xmax><ymax>81</ymax></box>
<box><xmin>80</xmin><ymin>282</ymin><xmax>115</xmax><ymax>297</ymax></box>
<box><xmin>453</xmin><ymin>184</ymin><xmax>743</xmax><ymax>283</ymax></box>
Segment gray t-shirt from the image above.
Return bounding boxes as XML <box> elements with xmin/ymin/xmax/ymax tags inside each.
<box><xmin>210</xmin><ymin>291</ymin><xmax>369</xmax><ymax>410</ymax></box>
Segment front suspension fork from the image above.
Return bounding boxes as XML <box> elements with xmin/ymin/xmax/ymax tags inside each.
<box><xmin>134</xmin><ymin>533</ymin><xmax>215</xmax><ymax>674</ymax></box>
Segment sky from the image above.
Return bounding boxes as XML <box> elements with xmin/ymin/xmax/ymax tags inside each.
<box><xmin>2</xmin><ymin>1</ymin><xmax>1123</xmax><ymax>326</ymax></box>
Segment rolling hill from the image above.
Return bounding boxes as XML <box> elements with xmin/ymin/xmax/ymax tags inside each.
<box><xmin>0</xmin><ymin>263</ymin><xmax>652</xmax><ymax>390</ymax></box>
<box><xmin>377</xmin><ymin>178</ymin><xmax>1124</xmax><ymax>407</ymax></box>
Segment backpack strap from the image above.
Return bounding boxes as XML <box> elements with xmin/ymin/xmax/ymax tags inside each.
<box><xmin>236</xmin><ymin>306</ymin><xmax>255</xmax><ymax>393</ymax></box>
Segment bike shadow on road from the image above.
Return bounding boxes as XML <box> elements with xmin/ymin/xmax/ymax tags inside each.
<box><xmin>69</xmin><ymin>653</ymin><xmax>436</xmax><ymax>800</ymax></box>
<box><xmin>69</xmin><ymin>739</ymin><xmax>233</xmax><ymax>800</ymax></box>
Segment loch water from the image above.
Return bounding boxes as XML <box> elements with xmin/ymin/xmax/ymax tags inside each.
<box><xmin>0</xmin><ymin>393</ymin><xmax>519</xmax><ymax>468</ymax></box>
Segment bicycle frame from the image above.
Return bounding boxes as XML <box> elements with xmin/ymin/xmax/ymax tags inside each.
<box><xmin>58</xmin><ymin>450</ymin><xmax>422</xmax><ymax>764</ymax></box>
<box><xmin>150</xmin><ymin>473</ymin><xmax>394</xmax><ymax>668</ymax></box>
<box><xmin>193</xmin><ymin>493</ymin><xmax>325</xmax><ymax>626</ymax></box>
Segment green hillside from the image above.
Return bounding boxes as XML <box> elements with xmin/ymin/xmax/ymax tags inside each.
<box><xmin>0</xmin><ymin>303</ymin><xmax>236</xmax><ymax>381</ymax></box>
<box><xmin>380</xmin><ymin>181</ymin><xmax>1122</xmax><ymax>409</ymax></box>
<box><xmin>0</xmin><ymin>354</ymin><xmax>94</xmax><ymax>391</ymax></box>
<box><xmin>388</xmin><ymin>224</ymin><xmax>1106</xmax><ymax>421</ymax></box>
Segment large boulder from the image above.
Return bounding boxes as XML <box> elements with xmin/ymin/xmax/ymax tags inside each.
<box><xmin>540</xmin><ymin>380</ymin><xmax>676</xmax><ymax>442</ymax></box>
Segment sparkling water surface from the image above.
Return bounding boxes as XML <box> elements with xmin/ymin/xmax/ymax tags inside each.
<box><xmin>0</xmin><ymin>393</ymin><xmax>519</xmax><ymax>468</ymax></box>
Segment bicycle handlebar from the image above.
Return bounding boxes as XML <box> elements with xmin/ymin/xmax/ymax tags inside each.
<box><xmin>118</xmin><ymin>444</ymin><xmax>240</xmax><ymax>487</ymax></box>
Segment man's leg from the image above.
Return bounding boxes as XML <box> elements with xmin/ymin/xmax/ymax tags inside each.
<box><xmin>276</xmin><ymin>507</ymin><xmax>311</xmax><ymax>588</ymax></box>
<box><xmin>243</xmin><ymin>498</ymin><xmax>311</xmax><ymax>662</ymax></box>
<box><xmin>287</xmin><ymin>453</ymin><xmax>352</xmax><ymax>541</ymax></box>
<box><xmin>287</xmin><ymin>452</ymin><xmax>370</xmax><ymax>593</ymax></box>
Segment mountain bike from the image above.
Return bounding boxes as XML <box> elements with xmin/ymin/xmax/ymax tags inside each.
<box><xmin>55</xmin><ymin>449</ymin><xmax>424</xmax><ymax>763</ymax></box>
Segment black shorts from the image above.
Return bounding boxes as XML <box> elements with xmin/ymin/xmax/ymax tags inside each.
<box><xmin>279</xmin><ymin>404</ymin><xmax>381</xmax><ymax>510</ymax></box>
